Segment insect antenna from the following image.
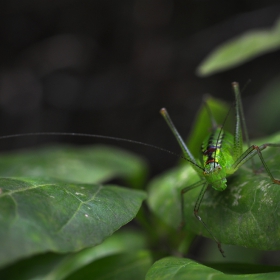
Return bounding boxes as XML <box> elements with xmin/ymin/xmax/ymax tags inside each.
<box><xmin>0</xmin><ymin>132</ymin><xmax>205</xmax><ymax>170</ymax></box>
<box><xmin>202</xmin><ymin>95</ymin><xmax>218</xmax><ymax>130</ymax></box>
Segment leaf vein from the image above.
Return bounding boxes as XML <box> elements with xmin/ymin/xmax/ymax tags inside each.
<box><xmin>1</xmin><ymin>183</ymin><xmax>56</xmax><ymax>197</ymax></box>
<box><xmin>55</xmin><ymin>185</ymin><xmax>103</xmax><ymax>233</ymax></box>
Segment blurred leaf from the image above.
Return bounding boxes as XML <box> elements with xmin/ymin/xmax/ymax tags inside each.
<box><xmin>200</xmin><ymin>240</ymin><xmax>264</xmax><ymax>264</ymax></box>
<box><xmin>0</xmin><ymin>145</ymin><xmax>147</xmax><ymax>188</ymax></box>
<box><xmin>146</xmin><ymin>257</ymin><xmax>280</xmax><ymax>279</ymax></box>
<box><xmin>66</xmin><ymin>251</ymin><xmax>152</xmax><ymax>280</ymax></box>
<box><xmin>0</xmin><ymin>177</ymin><xmax>146</xmax><ymax>268</ymax></box>
<box><xmin>148</xmin><ymin>132</ymin><xmax>280</xmax><ymax>251</ymax></box>
<box><xmin>1</xmin><ymin>230</ymin><xmax>148</xmax><ymax>280</ymax></box>
<box><xmin>197</xmin><ymin>18</ymin><xmax>280</xmax><ymax>76</ymax></box>
<box><xmin>249</xmin><ymin>76</ymin><xmax>280</xmax><ymax>135</ymax></box>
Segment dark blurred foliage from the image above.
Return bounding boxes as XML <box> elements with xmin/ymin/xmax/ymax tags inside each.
<box><xmin>0</xmin><ymin>0</ymin><xmax>280</xmax><ymax>176</ymax></box>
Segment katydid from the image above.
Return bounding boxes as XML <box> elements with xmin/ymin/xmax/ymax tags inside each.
<box><xmin>160</xmin><ymin>82</ymin><xmax>280</xmax><ymax>257</ymax></box>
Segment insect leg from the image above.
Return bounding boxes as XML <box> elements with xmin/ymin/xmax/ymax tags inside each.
<box><xmin>181</xmin><ymin>180</ymin><xmax>225</xmax><ymax>257</ymax></box>
<box><xmin>160</xmin><ymin>108</ymin><xmax>204</xmax><ymax>176</ymax></box>
<box><xmin>232</xmin><ymin>82</ymin><xmax>255</xmax><ymax>169</ymax></box>
<box><xmin>180</xmin><ymin>179</ymin><xmax>206</xmax><ymax>229</ymax></box>
<box><xmin>233</xmin><ymin>143</ymin><xmax>280</xmax><ymax>184</ymax></box>
<box><xmin>232</xmin><ymin>82</ymin><xmax>244</xmax><ymax>161</ymax></box>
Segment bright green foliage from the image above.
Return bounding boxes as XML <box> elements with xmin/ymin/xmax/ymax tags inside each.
<box><xmin>197</xmin><ymin>18</ymin><xmax>280</xmax><ymax>76</ymax></box>
<box><xmin>146</xmin><ymin>257</ymin><xmax>280</xmax><ymax>279</ymax></box>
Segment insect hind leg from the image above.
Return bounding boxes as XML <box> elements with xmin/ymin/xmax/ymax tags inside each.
<box><xmin>180</xmin><ymin>180</ymin><xmax>225</xmax><ymax>257</ymax></box>
<box><xmin>233</xmin><ymin>143</ymin><xmax>280</xmax><ymax>185</ymax></box>
<box><xmin>179</xmin><ymin>180</ymin><xmax>205</xmax><ymax>230</ymax></box>
<box><xmin>253</xmin><ymin>143</ymin><xmax>280</xmax><ymax>184</ymax></box>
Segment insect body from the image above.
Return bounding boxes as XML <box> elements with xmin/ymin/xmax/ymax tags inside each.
<box><xmin>201</xmin><ymin>128</ymin><xmax>234</xmax><ymax>191</ymax></box>
<box><xmin>160</xmin><ymin>82</ymin><xmax>280</xmax><ymax>256</ymax></box>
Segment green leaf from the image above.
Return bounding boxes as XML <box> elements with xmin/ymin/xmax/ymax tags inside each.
<box><xmin>248</xmin><ymin>76</ymin><xmax>280</xmax><ymax>135</ymax></box>
<box><xmin>147</xmin><ymin>132</ymin><xmax>280</xmax><ymax>251</ymax></box>
<box><xmin>0</xmin><ymin>145</ymin><xmax>147</xmax><ymax>187</ymax></box>
<box><xmin>197</xmin><ymin>18</ymin><xmax>280</xmax><ymax>76</ymax></box>
<box><xmin>147</xmin><ymin>164</ymin><xmax>199</xmax><ymax>230</ymax></box>
<box><xmin>1</xmin><ymin>230</ymin><xmax>148</xmax><ymax>280</ymax></box>
<box><xmin>0</xmin><ymin>178</ymin><xmax>146</xmax><ymax>268</ymax></box>
<box><xmin>66</xmin><ymin>251</ymin><xmax>152</xmax><ymax>280</ymax></box>
<box><xmin>146</xmin><ymin>257</ymin><xmax>280</xmax><ymax>279</ymax></box>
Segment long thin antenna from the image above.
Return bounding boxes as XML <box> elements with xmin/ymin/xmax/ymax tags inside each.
<box><xmin>202</xmin><ymin>95</ymin><xmax>218</xmax><ymax>130</ymax></box>
<box><xmin>0</xmin><ymin>131</ymin><xmax>188</xmax><ymax>161</ymax></box>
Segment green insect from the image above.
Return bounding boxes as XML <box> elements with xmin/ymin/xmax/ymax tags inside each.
<box><xmin>160</xmin><ymin>82</ymin><xmax>280</xmax><ymax>257</ymax></box>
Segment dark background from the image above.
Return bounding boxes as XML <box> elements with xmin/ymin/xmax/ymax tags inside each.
<box><xmin>0</xmin><ymin>0</ymin><xmax>280</xmax><ymax>176</ymax></box>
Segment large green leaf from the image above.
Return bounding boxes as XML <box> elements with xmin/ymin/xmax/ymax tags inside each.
<box><xmin>0</xmin><ymin>145</ymin><xmax>147</xmax><ymax>187</ymax></box>
<box><xmin>0</xmin><ymin>177</ymin><xmax>146</xmax><ymax>268</ymax></box>
<box><xmin>148</xmin><ymin>132</ymin><xmax>280</xmax><ymax>251</ymax></box>
<box><xmin>146</xmin><ymin>257</ymin><xmax>280</xmax><ymax>279</ymax></box>
<box><xmin>197</xmin><ymin>18</ymin><xmax>280</xmax><ymax>76</ymax></box>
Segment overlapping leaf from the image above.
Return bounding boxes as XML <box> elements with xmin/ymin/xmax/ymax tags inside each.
<box><xmin>197</xmin><ymin>18</ymin><xmax>280</xmax><ymax>76</ymax></box>
<box><xmin>146</xmin><ymin>257</ymin><xmax>280</xmax><ymax>279</ymax></box>
<box><xmin>0</xmin><ymin>145</ymin><xmax>147</xmax><ymax>268</ymax></box>
<box><xmin>0</xmin><ymin>145</ymin><xmax>147</xmax><ymax>187</ymax></box>
<box><xmin>0</xmin><ymin>177</ymin><xmax>146</xmax><ymax>268</ymax></box>
<box><xmin>66</xmin><ymin>251</ymin><xmax>152</xmax><ymax>280</ymax></box>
